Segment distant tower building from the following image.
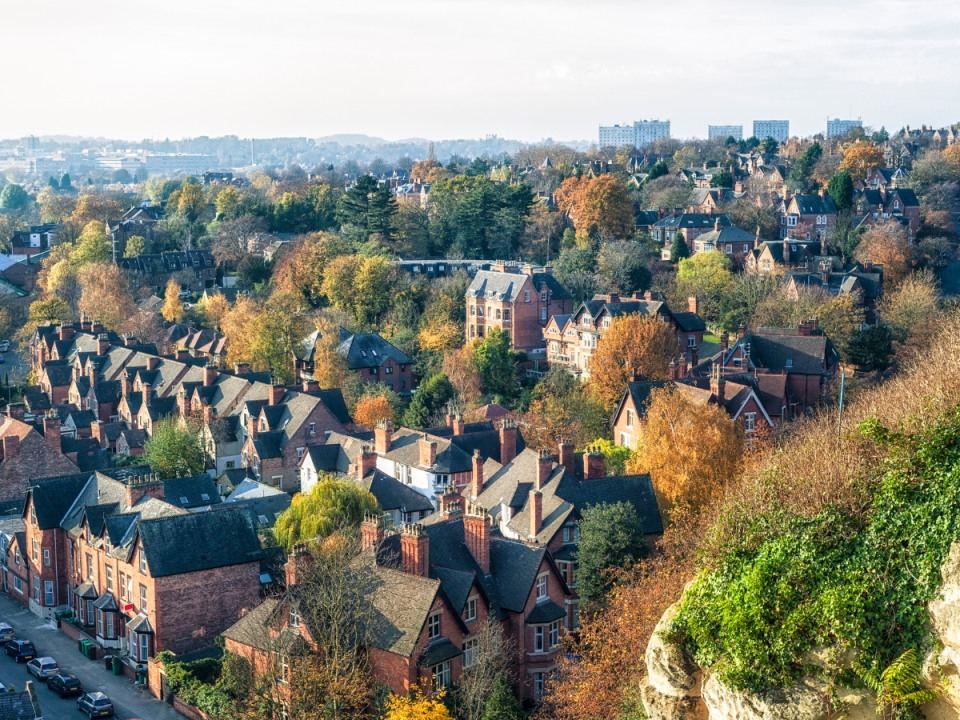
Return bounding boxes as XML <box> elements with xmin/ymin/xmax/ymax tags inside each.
<box><xmin>19</xmin><ymin>136</ymin><xmax>39</xmax><ymax>151</ymax></box>
<box><xmin>826</xmin><ymin>118</ymin><xmax>863</xmax><ymax>139</ymax></box>
<box><xmin>752</xmin><ymin>120</ymin><xmax>790</xmax><ymax>142</ymax></box>
<box><xmin>598</xmin><ymin>119</ymin><xmax>670</xmax><ymax>148</ymax></box>
<box><xmin>708</xmin><ymin>125</ymin><xmax>743</xmax><ymax>141</ymax></box>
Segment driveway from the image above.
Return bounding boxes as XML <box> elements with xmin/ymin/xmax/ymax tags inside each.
<box><xmin>0</xmin><ymin>594</ymin><xmax>184</xmax><ymax>720</ymax></box>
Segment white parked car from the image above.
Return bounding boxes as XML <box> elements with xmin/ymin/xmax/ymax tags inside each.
<box><xmin>27</xmin><ymin>656</ymin><xmax>58</xmax><ymax>680</ymax></box>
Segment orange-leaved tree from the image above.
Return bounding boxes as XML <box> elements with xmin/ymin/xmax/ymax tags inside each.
<box><xmin>353</xmin><ymin>395</ymin><xmax>394</xmax><ymax>430</ymax></box>
<box><xmin>854</xmin><ymin>219</ymin><xmax>914</xmax><ymax>290</ymax></box>
<box><xmin>838</xmin><ymin>144</ymin><xmax>885</xmax><ymax>183</ymax></box>
<box><xmin>625</xmin><ymin>385</ymin><xmax>744</xmax><ymax>512</ymax></box>
<box><xmin>588</xmin><ymin>314</ymin><xmax>677</xmax><ymax>411</ymax></box>
<box><xmin>554</xmin><ymin>175</ymin><xmax>635</xmax><ymax>240</ymax></box>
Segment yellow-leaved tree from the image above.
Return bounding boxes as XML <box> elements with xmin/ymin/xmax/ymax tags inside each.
<box><xmin>838</xmin><ymin>144</ymin><xmax>885</xmax><ymax>183</ymax></box>
<box><xmin>202</xmin><ymin>291</ymin><xmax>229</xmax><ymax>331</ymax></box>
<box><xmin>588</xmin><ymin>315</ymin><xmax>677</xmax><ymax>411</ymax></box>
<box><xmin>385</xmin><ymin>689</ymin><xmax>451</xmax><ymax>720</ymax></box>
<box><xmin>353</xmin><ymin>395</ymin><xmax>394</xmax><ymax>430</ymax></box>
<box><xmin>625</xmin><ymin>385</ymin><xmax>744</xmax><ymax>512</ymax></box>
<box><xmin>162</xmin><ymin>278</ymin><xmax>184</xmax><ymax>323</ymax></box>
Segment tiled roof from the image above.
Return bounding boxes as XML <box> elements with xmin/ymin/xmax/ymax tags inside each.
<box><xmin>338</xmin><ymin>332</ymin><xmax>412</xmax><ymax>370</ymax></box>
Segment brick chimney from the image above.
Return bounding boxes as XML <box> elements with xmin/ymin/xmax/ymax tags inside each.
<box><xmin>440</xmin><ymin>489</ymin><xmax>462</xmax><ymax>518</ymax></box>
<box><xmin>302</xmin><ymin>379</ymin><xmax>319</xmax><ymax>392</ymax></box>
<box><xmin>2</xmin><ymin>434</ymin><xmax>19</xmax><ymax>460</ymax></box>
<box><xmin>146</xmin><ymin>356</ymin><xmax>160</xmax><ymax>371</ymax></box>
<box><xmin>714</xmin><ymin>217</ymin><xmax>722</xmax><ymax>232</ymax></box>
<box><xmin>59</xmin><ymin>326</ymin><xmax>75</xmax><ymax>341</ymax></box>
<box><xmin>418</xmin><ymin>438</ymin><xmax>437</xmax><ymax>467</ymax></box>
<box><xmin>583</xmin><ymin>445</ymin><xmax>605</xmax><ymax>479</ymax></box>
<box><xmin>88</xmin><ymin>368</ymin><xmax>98</xmax><ymax>387</ymax></box>
<box><xmin>203</xmin><ymin>365</ymin><xmax>218</xmax><ymax>387</ymax></box>
<box><xmin>141</xmin><ymin>383</ymin><xmax>151</xmax><ymax>407</ymax></box>
<box><xmin>400</xmin><ymin>524</ymin><xmax>429</xmax><ymax>577</ymax></box>
<box><xmin>691</xmin><ymin>347</ymin><xmax>699</xmax><ymax>367</ymax></box>
<box><xmin>499</xmin><ymin>419</ymin><xmax>517</xmax><ymax>465</ymax></box>
<box><xmin>203</xmin><ymin>406</ymin><xmax>215</xmax><ymax>424</ymax></box>
<box><xmin>463</xmin><ymin>502</ymin><xmax>490</xmax><ymax>574</ymax></box>
<box><xmin>268</xmin><ymin>383</ymin><xmax>285</xmax><ymax>406</ymax></box>
<box><xmin>234</xmin><ymin>362</ymin><xmax>250</xmax><ymax>375</ymax></box>
<box><xmin>678</xmin><ymin>354</ymin><xmax>688</xmax><ymax>378</ymax></box>
<box><xmin>352</xmin><ymin>445</ymin><xmax>377</xmax><ymax>478</ymax></box>
<box><xmin>822</xmin><ymin>269</ymin><xmax>829</xmax><ymax>286</ymax></box>
<box><xmin>97</xmin><ymin>334</ymin><xmax>110</xmax><ymax>356</ymax></box>
<box><xmin>175</xmin><ymin>349</ymin><xmax>191</xmax><ymax>360</ymax></box>
<box><xmin>42</xmin><ymin>411</ymin><xmax>61</xmax><ymax>454</ymax></box>
<box><xmin>121</xmin><ymin>377</ymin><xmax>131</xmax><ymax>398</ymax></box>
<box><xmin>126</xmin><ymin>473</ymin><xmax>165</xmax><ymax>507</ymax></box>
<box><xmin>247</xmin><ymin>414</ymin><xmax>259</xmax><ymax>440</ymax></box>
<box><xmin>375</xmin><ymin>419</ymin><xmax>392</xmax><ymax>454</ymax></box>
<box><xmin>80</xmin><ymin>314</ymin><xmax>92</xmax><ymax>332</ymax></box>
<box><xmin>6</xmin><ymin>404</ymin><xmax>24</xmax><ymax>422</ymax></box>
<box><xmin>644</xmin><ymin>290</ymin><xmax>654</xmax><ymax>300</ymax></box>
<box><xmin>688</xmin><ymin>295</ymin><xmax>699</xmax><ymax>315</ymax></box>
<box><xmin>91</xmin><ymin>421</ymin><xmax>105</xmax><ymax>448</ymax></box>
<box><xmin>710</xmin><ymin>364</ymin><xmax>726</xmax><ymax>403</ymax></box>
<box><xmin>720</xmin><ymin>332</ymin><xmax>729</xmax><ymax>353</ymax></box>
<box><xmin>607</xmin><ymin>292</ymin><xmax>620</xmax><ymax>304</ymax></box>
<box><xmin>798</xmin><ymin>321</ymin><xmax>813</xmax><ymax>337</ymax></box>
<box><xmin>669</xmin><ymin>358</ymin><xmax>680</xmax><ymax>380</ymax></box>
<box><xmin>558</xmin><ymin>442</ymin><xmax>574</xmax><ymax>474</ymax></box>
<box><xmin>361</xmin><ymin>513</ymin><xmax>384</xmax><ymax>551</ymax></box>
<box><xmin>468</xmin><ymin>449</ymin><xmax>483</xmax><ymax>499</ymax></box>
<box><xmin>446</xmin><ymin>411</ymin><xmax>455</xmax><ymax>428</ymax></box>
<box><xmin>535</xmin><ymin>448</ymin><xmax>553</xmax><ymax>491</ymax></box>
<box><xmin>124</xmin><ymin>335</ymin><xmax>138</xmax><ymax>348</ymax></box>
<box><xmin>285</xmin><ymin>542</ymin><xmax>313</xmax><ymax>587</ymax></box>
<box><xmin>738</xmin><ymin>322</ymin><xmax>747</xmax><ymax>339</ymax></box>
<box><xmin>453</xmin><ymin>413</ymin><xmax>465</xmax><ymax>436</ymax></box>
<box><xmin>529</xmin><ymin>490</ymin><xmax>543</xmax><ymax>539</ymax></box>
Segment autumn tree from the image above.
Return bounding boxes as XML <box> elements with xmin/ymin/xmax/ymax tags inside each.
<box><xmin>838</xmin><ymin>144</ymin><xmax>885</xmax><ymax>184</ymax></box>
<box><xmin>353</xmin><ymin>395</ymin><xmax>394</xmax><ymax>430</ymax></box>
<box><xmin>308</xmin><ymin>319</ymin><xmax>352</xmax><ymax>390</ymax></box>
<box><xmin>386</xmin><ymin>689</ymin><xmax>452</xmax><ymax>720</ymax></box>
<box><xmin>69</xmin><ymin>191</ymin><xmax>121</xmax><ymax>226</ymax></box>
<box><xmin>410</xmin><ymin>158</ymin><xmax>449</xmax><ymax>183</ymax></box>
<box><xmin>162</xmin><ymin>278</ymin><xmax>185</xmax><ymax>323</ymax></box>
<box><xmin>36</xmin><ymin>186</ymin><xmax>76</xmax><ymax>223</ymax></box>
<box><xmin>588</xmin><ymin>315</ymin><xmax>676</xmax><ymax>411</ymax></box>
<box><xmin>211</xmin><ymin>215</ymin><xmax>268</xmax><ymax>266</ymax></box>
<box><xmin>78</xmin><ymin>263</ymin><xmax>135</xmax><ymax>331</ymax></box>
<box><xmin>221</xmin><ymin>295</ymin><xmax>260</xmax><ymax>368</ymax></box>
<box><xmin>453</xmin><ymin>618</ymin><xmax>518</xmax><ymax>720</ymax></box>
<box><xmin>626</xmin><ymin>385</ymin><xmax>744</xmax><ymax>512</ymax></box>
<box><xmin>442</xmin><ymin>345</ymin><xmax>483</xmax><ymax>409</ymax></box>
<box><xmin>202</xmin><ymin>291</ymin><xmax>229</xmax><ymax>331</ymax></box>
<box><xmin>273</xmin><ymin>477</ymin><xmax>378</xmax><ymax>551</ymax></box>
<box><xmin>120</xmin><ymin>308</ymin><xmax>164</xmax><ymax>348</ymax></box>
<box><xmin>854</xmin><ymin>219</ymin><xmax>914</xmax><ymax>289</ymax></box>
<box><xmin>517</xmin><ymin>368</ymin><xmax>609</xmax><ymax>450</ymax></box>
<box><xmin>273</xmin><ymin>232</ymin><xmax>350</xmax><ymax>306</ymax></box>
<box><xmin>321</xmin><ymin>255</ymin><xmax>395</xmax><ymax>326</ymax></box>
<box><xmin>254</xmin><ymin>291</ymin><xmax>313</xmax><ymax>383</ymax></box>
<box><xmin>554</xmin><ymin>175</ymin><xmax>635</xmax><ymax>240</ymax></box>
<box><xmin>878</xmin><ymin>269</ymin><xmax>941</xmax><ymax>360</ymax></box>
<box><xmin>123</xmin><ymin>235</ymin><xmax>147</xmax><ymax>257</ymax></box>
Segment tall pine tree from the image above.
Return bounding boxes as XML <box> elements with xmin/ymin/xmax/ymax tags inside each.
<box><xmin>669</xmin><ymin>235</ymin><xmax>690</xmax><ymax>263</ymax></box>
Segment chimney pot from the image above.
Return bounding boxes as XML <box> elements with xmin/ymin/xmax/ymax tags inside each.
<box><xmin>529</xmin><ymin>490</ymin><xmax>543</xmax><ymax>538</ymax></box>
<box><xmin>400</xmin><ymin>524</ymin><xmax>430</xmax><ymax>577</ymax></box>
<box><xmin>499</xmin><ymin>420</ymin><xmax>517</xmax><ymax>465</ymax></box>
<box><xmin>418</xmin><ymin>438</ymin><xmax>437</xmax><ymax>467</ymax></box>
<box><xmin>375</xmin><ymin>419</ymin><xmax>393</xmax><ymax>454</ymax></box>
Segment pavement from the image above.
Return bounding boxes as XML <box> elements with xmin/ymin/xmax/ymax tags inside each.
<box><xmin>0</xmin><ymin>594</ymin><xmax>184</xmax><ymax>720</ymax></box>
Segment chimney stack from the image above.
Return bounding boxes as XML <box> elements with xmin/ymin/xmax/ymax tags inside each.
<box><xmin>6</xmin><ymin>404</ymin><xmax>24</xmax><ymax>423</ymax></box>
<box><xmin>268</xmin><ymin>382</ymin><xmax>285</xmax><ymax>406</ymax></box>
<box><xmin>361</xmin><ymin>513</ymin><xmax>384</xmax><ymax>552</ymax></box>
<box><xmin>354</xmin><ymin>445</ymin><xmax>376</xmax><ymax>478</ymax></box>
<box><xmin>499</xmin><ymin>419</ymin><xmax>517</xmax><ymax>465</ymax></box>
<box><xmin>141</xmin><ymin>383</ymin><xmax>151</xmax><ymax>408</ymax></box>
<box><xmin>125</xmin><ymin>335</ymin><xmax>138</xmax><ymax>348</ymax></box>
<box><xmin>176</xmin><ymin>349</ymin><xmax>191</xmax><ymax>360</ymax></box>
<box><xmin>464</xmin><ymin>502</ymin><xmax>490</xmax><ymax>574</ymax></box>
<box><xmin>203</xmin><ymin>364</ymin><xmax>218</xmax><ymax>387</ymax></box>
<box><xmin>59</xmin><ymin>326</ymin><xmax>75</xmax><ymax>341</ymax></box>
<box><xmin>688</xmin><ymin>295</ymin><xmax>699</xmax><ymax>315</ymax></box>
<box><xmin>247</xmin><ymin>414</ymin><xmax>259</xmax><ymax>440</ymax></box>
<box><xmin>440</xmin><ymin>489</ymin><xmax>462</xmax><ymax>519</ymax></box>
<box><xmin>91</xmin><ymin>421</ymin><xmax>105</xmax><ymax>448</ymax></box>
<box><xmin>284</xmin><ymin>542</ymin><xmax>313</xmax><ymax>587</ymax></box>
<box><xmin>453</xmin><ymin>413</ymin><xmax>465</xmax><ymax>436</ymax></box>
<box><xmin>42</xmin><ymin>411</ymin><xmax>61</xmax><ymax>454</ymax></box>
<box><xmin>234</xmin><ymin>362</ymin><xmax>250</xmax><ymax>375</ymax></box>
<box><xmin>2</xmin><ymin>434</ymin><xmax>19</xmax><ymax>460</ymax></box>
<box><xmin>583</xmin><ymin>445</ymin><xmax>605</xmax><ymax>480</ymax></box>
<box><xmin>125</xmin><ymin>472</ymin><xmax>165</xmax><ymax>507</ymax></box>
<box><xmin>720</xmin><ymin>331</ymin><xmax>729</xmax><ymax>352</ymax></box>
<box><xmin>418</xmin><ymin>438</ymin><xmax>437</xmax><ymax>467</ymax></box>
<box><xmin>535</xmin><ymin>448</ymin><xmax>553</xmax><ymax>491</ymax></box>
<box><xmin>146</xmin><ymin>356</ymin><xmax>159</xmax><ymax>371</ymax></box>
<box><xmin>468</xmin><ymin>449</ymin><xmax>483</xmax><ymax>499</ymax></box>
<box><xmin>558</xmin><ymin>442</ymin><xmax>574</xmax><ymax>474</ymax></box>
<box><xmin>97</xmin><ymin>334</ymin><xmax>110</xmax><ymax>356</ymax></box>
<box><xmin>738</xmin><ymin>322</ymin><xmax>747</xmax><ymax>339</ymax></box>
<box><xmin>529</xmin><ymin>490</ymin><xmax>543</xmax><ymax>539</ymax></box>
<box><xmin>121</xmin><ymin>376</ymin><xmax>131</xmax><ymax>398</ymax></box>
<box><xmin>710</xmin><ymin>364</ymin><xmax>726</xmax><ymax>403</ymax></box>
<box><xmin>375</xmin><ymin>419</ymin><xmax>392</xmax><ymax>454</ymax></box>
<box><xmin>400</xmin><ymin>524</ymin><xmax>429</xmax><ymax>577</ymax></box>
<box><xmin>302</xmin><ymin>379</ymin><xmax>319</xmax><ymax>392</ymax></box>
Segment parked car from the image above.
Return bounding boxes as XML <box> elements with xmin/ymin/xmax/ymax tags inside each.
<box><xmin>27</xmin><ymin>656</ymin><xmax>58</xmax><ymax>680</ymax></box>
<box><xmin>77</xmin><ymin>692</ymin><xmax>114</xmax><ymax>718</ymax></box>
<box><xmin>0</xmin><ymin>355</ymin><xmax>6</xmax><ymax>364</ymax></box>
<box><xmin>4</xmin><ymin>640</ymin><xmax>35</xmax><ymax>662</ymax></box>
<box><xmin>0</xmin><ymin>340</ymin><xmax>10</xmax><ymax>352</ymax></box>
<box><xmin>47</xmin><ymin>673</ymin><xmax>83</xmax><ymax>698</ymax></box>
<box><xmin>0</xmin><ymin>623</ymin><xmax>16</xmax><ymax>642</ymax></box>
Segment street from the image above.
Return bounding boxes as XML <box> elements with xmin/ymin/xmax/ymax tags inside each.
<box><xmin>939</xmin><ymin>246</ymin><xmax>960</xmax><ymax>297</ymax></box>
<box><xmin>0</xmin><ymin>595</ymin><xmax>183</xmax><ymax>720</ymax></box>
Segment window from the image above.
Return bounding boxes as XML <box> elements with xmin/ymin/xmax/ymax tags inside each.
<box><xmin>126</xmin><ymin>576</ymin><xmax>133</xmax><ymax>602</ymax></box>
<box><xmin>140</xmin><ymin>552</ymin><xmax>147</xmax><ymax>574</ymax></box>
<box><xmin>626</xmin><ymin>409</ymin><xmax>634</xmax><ymax>429</ymax></box>
<box><xmin>33</xmin><ymin>575</ymin><xmax>40</xmax><ymax>602</ymax></box>
<box><xmin>541</xmin><ymin>290</ymin><xmax>548</xmax><ymax>302</ymax></box>
<box><xmin>31</xmin><ymin>505</ymin><xmax>36</xmax><ymax>526</ymax></box>
<box><xmin>549</xmin><ymin>620</ymin><xmax>560</xmax><ymax>649</ymax></box>
<box><xmin>476</xmin><ymin>307</ymin><xmax>483</xmax><ymax>318</ymax></box>
<box><xmin>541</xmin><ymin>308</ymin><xmax>547</xmax><ymax>321</ymax></box>
<box><xmin>495</xmin><ymin>309</ymin><xmax>501</xmax><ymax>320</ymax></box>
<box><xmin>470</xmin><ymin>306</ymin><xmax>475</xmax><ymax>317</ymax></box>
<box><xmin>534</xmin><ymin>624</ymin><xmax>545</xmax><ymax>652</ymax></box>
<box><xmin>385</xmin><ymin>366</ymin><xmax>393</xmax><ymax>374</ymax></box>
<box><xmin>503</xmin><ymin>310</ymin><xmax>510</xmax><ymax>322</ymax></box>
<box><xmin>582</xmin><ymin>316</ymin><xmax>591</xmax><ymax>327</ymax></box>
<box><xmin>744</xmin><ymin>244</ymin><xmax>750</xmax><ymax>253</ymax></box>
<box><xmin>725</xmin><ymin>245</ymin><xmax>733</xmax><ymax>254</ymax></box>
<box><xmin>289</xmin><ymin>608</ymin><xmax>299</xmax><ymax>627</ymax></box>
<box><xmin>140</xmin><ymin>584</ymin><xmax>148</xmax><ymax>611</ymax></box>
<box><xmin>427</xmin><ymin>612</ymin><xmax>442</xmax><ymax>639</ymax></box>
<box><xmin>465</xmin><ymin>597</ymin><xmax>477</xmax><ymax>622</ymax></box>
<box><xmin>534</xmin><ymin>672</ymin><xmax>547</xmax><ymax>701</ymax></box>
<box><xmin>733</xmin><ymin>358</ymin><xmax>742</xmax><ymax>367</ymax></box>
<box><xmin>524</xmin><ymin>291</ymin><xmax>530</xmax><ymax>303</ymax></box>
<box><xmin>432</xmin><ymin>661</ymin><xmax>451</xmax><ymax>690</ymax></box>
<box><xmin>120</xmin><ymin>573</ymin><xmax>126</xmax><ymax>600</ymax></box>
<box><xmin>279</xmin><ymin>655</ymin><xmax>289</xmax><ymax>683</ymax></box>
<box><xmin>370</xmin><ymin>367</ymin><xmax>378</xmax><ymax>376</ymax></box>
<box><xmin>31</xmin><ymin>539</ymin><xmax>37</xmax><ymax>562</ymax></box>
<box><xmin>687</xmin><ymin>335</ymin><xmax>696</xmax><ymax>347</ymax></box>
<box><xmin>400</xmin><ymin>364</ymin><xmax>405</xmax><ymax>371</ymax></box>
<box><xmin>602</xmin><ymin>317</ymin><xmax>611</xmax><ymax>329</ymax></box>
<box><xmin>13</xmin><ymin>576</ymin><xmax>22</xmax><ymax>594</ymax></box>
<box><xmin>536</xmin><ymin>574</ymin><xmax>547</xmax><ymax>600</ymax></box>
<box><xmin>106</xmin><ymin>612</ymin><xmax>114</xmax><ymax>639</ymax></box>
<box><xmin>105</xmin><ymin>567</ymin><xmax>113</xmax><ymax>592</ymax></box>
<box><xmin>463</xmin><ymin>638</ymin><xmax>479</xmax><ymax>669</ymax></box>
<box><xmin>785</xmin><ymin>358</ymin><xmax>793</xmax><ymax>368</ymax></box>
<box><xmin>744</xmin><ymin>413</ymin><xmax>756</xmax><ymax>433</ymax></box>
<box><xmin>296</xmin><ymin>447</ymin><xmax>304</xmax><ymax>461</ymax></box>
<box><xmin>86</xmin><ymin>554</ymin><xmax>93</xmax><ymax>579</ymax></box>
<box><xmin>620</xmin><ymin>431</ymin><xmax>630</xmax><ymax>448</ymax></box>
<box><xmin>98</xmin><ymin>610</ymin><xmax>103</xmax><ymax>636</ymax></box>
<box><xmin>14</xmin><ymin>548</ymin><xmax>19</xmax><ymax>566</ymax></box>
<box><xmin>309</xmin><ymin>422</ymin><xmax>315</xmax><ymax>435</ymax></box>
<box><xmin>43</xmin><ymin>548</ymin><xmax>50</xmax><ymax>566</ymax></box>
<box><xmin>139</xmin><ymin>633</ymin><xmax>149</xmax><ymax>661</ymax></box>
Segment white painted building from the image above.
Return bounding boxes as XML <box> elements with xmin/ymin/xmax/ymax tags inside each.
<box><xmin>752</xmin><ymin>120</ymin><xmax>790</xmax><ymax>142</ymax></box>
<box><xmin>599</xmin><ymin>119</ymin><xmax>671</xmax><ymax>148</ymax></box>
<box><xmin>708</xmin><ymin>125</ymin><xmax>743</xmax><ymax>141</ymax></box>
<box><xmin>826</xmin><ymin>118</ymin><xmax>863</xmax><ymax>139</ymax></box>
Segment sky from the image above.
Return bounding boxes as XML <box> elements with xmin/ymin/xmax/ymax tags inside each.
<box><xmin>4</xmin><ymin>0</ymin><xmax>960</xmax><ymax>144</ymax></box>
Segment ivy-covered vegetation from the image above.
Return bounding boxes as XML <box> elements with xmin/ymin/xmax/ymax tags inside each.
<box><xmin>155</xmin><ymin>648</ymin><xmax>252</xmax><ymax>720</ymax></box>
<box><xmin>669</xmin><ymin>408</ymin><xmax>960</xmax><ymax>693</ymax></box>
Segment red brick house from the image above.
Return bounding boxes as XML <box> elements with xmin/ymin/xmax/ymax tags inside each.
<box><xmin>0</xmin><ymin>407</ymin><xmax>81</xmax><ymax>502</ymax></box>
<box><xmin>747</xmin><ymin>240</ymin><xmax>818</xmax><ymax>272</ymax></box>
<box><xmin>465</xmin><ymin>263</ymin><xmax>573</xmax><ymax>351</ymax></box>
<box><xmin>778</xmin><ymin>191</ymin><xmax>837</xmax><ymax>240</ymax></box>
<box><xmin>4</xmin><ymin>531</ymin><xmax>28</xmax><ymax>607</ymax></box>
<box><xmin>23</xmin><ymin>469</ymin><xmax>263</xmax><ymax>660</ymax></box>
<box><xmin>852</xmin><ymin>187</ymin><xmax>920</xmax><ymax>237</ymax></box>
<box><xmin>295</xmin><ymin>329</ymin><xmax>418</xmax><ymax>398</ymax></box>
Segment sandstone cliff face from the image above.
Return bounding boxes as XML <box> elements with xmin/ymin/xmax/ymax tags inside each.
<box><xmin>641</xmin><ymin>542</ymin><xmax>960</xmax><ymax>720</ymax></box>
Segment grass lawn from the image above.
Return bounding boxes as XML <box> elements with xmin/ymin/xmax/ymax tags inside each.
<box><xmin>703</xmin><ymin>333</ymin><xmax>721</xmax><ymax>344</ymax></box>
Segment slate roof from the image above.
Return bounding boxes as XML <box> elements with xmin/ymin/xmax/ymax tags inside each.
<box><xmin>225</xmin><ymin>479</ymin><xmax>286</xmax><ymax>502</ymax></box>
<box><xmin>382</xmin><ymin>429</ymin><xmax>474</xmax><ymax>474</ymax></box>
<box><xmin>229</xmin><ymin>494</ymin><xmax>291</xmax><ymax>527</ymax></box>
<box><xmin>653</xmin><ymin>213</ymin><xmax>732</xmax><ymax>230</ymax></box>
<box><xmin>366</xmin><ymin>566</ymin><xmax>441</xmax><ymax>657</ymax></box>
<box><xmin>338</xmin><ymin>332</ymin><xmax>412</xmax><ymax>370</ymax></box>
<box><xmin>356</xmin><ymin>469</ymin><xmax>434</xmax><ymax>514</ymax></box>
<box><xmin>93</xmin><ymin>381</ymin><xmax>123</xmax><ymax>404</ymax></box>
<box><xmin>26</xmin><ymin>474</ymin><xmax>93</xmax><ymax>529</ymax></box>
<box><xmin>137</xmin><ymin>505</ymin><xmax>262</xmax><ymax>577</ymax></box>
<box><xmin>221</xmin><ymin>598</ymin><xmax>279</xmax><ymax>652</ymax></box>
<box><xmin>692</xmin><ymin>225</ymin><xmax>762</xmax><ymax>247</ymax></box>
<box><xmin>164</xmin><ymin>475</ymin><xmax>222</xmax><ymax>510</ymax></box>
<box><xmin>788</xmin><ymin>194</ymin><xmax>837</xmax><ymax>215</ymax></box>
<box><xmin>0</xmin><ymin>689</ymin><xmax>39</xmax><ymax>719</ymax></box>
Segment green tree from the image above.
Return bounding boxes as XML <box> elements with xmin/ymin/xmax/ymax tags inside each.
<box><xmin>710</xmin><ymin>170</ymin><xmax>733</xmax><ymax>188</ymax></box>
<box><xmin>403</xmin><ymin>373</ymin><xmax>454</xmax><ymax>429</ymax></box>
<box><xmin>480</xmin><ymin>674</ymin><xmax>524</xmax><ymax>720</ymax></box>
<box><xmin>273</xmin><ymin>476</ymin><xmax>379</xmax><ymax>551</ymax></box>
<box><xmin>464</xmin><ymin>157</ymin><xmax>491</xmax><ymax>177</ymax></box>
<box><xmin>827</xmin><ymin>170</ymin><xmax>854</xmax><ymax>210</ymax></box>
<box><xmin>849</xmin><ymin>325</ymin><xmax>894</xmax><ymax>371</ymax></box>
<box><xmin>47</xmin><ymin>177</ymin><xmax>58</xmax><ymax>188</ymax></box>
<box><xmin>760</xmin><ymin>137</ymin><xmax>779</xmax><ymax>153</ymax></box>
<box><xmin>145</xmin><ymin>418</ymin><xmax>205</xmax><ymax>479</ymax></box>
<box><xmin>473</xmin><ymin>328</ymin><xmax>516</xmax><ymax>397</ymax></box>
<box><xmin>576</xmin><ymin>501</ymin><xmax>648</xmax><ymax>612</ymax></box>
<box><xmin>112</xmin><ymin>169</ymin><xmax>133</xmax><ymax>184</ymax></box>
<box><xmin>59</xmin><ymin>173</ymin><xmax>71</xmax><ymax>189</ymax></box>
<box><xmin>676</xmin><ymin>251</ymin><xmax>734</xmax><ymax>322</ymax></box>
<box><xmin>645</xmin><ymin>160</ymin><xmax>669</xmax><ymax>182</ymax></box>
<box><xmin>0</xmin><ymin>184</ymin><xmax>28</xmax><ymax>210</ymax></box>
<box><xmin>124</xmin><ymin>235</ymin><xmax>147</xmax><ymax>258</ymax></box>
<box><xmin>236</xmin><ymin>255</ymin><xmax>272</xmax><ymax>287</ymax></box>
<box><xmin>669</xmin><ymin>235</ymin><xmax>690</xmax><ymax>263</ymax></box>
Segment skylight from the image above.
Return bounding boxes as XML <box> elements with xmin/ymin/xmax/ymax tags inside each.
<box><xmin>180</xmin><ymin>496</ymin><xmax>189</xmax><ymax>504</ymax></box>
<box><xmin>200</xmin><ymin>494</ymin><xmax>209</xmax><ymax>501</ymax></box>
<box><xmin>785</xmin><ymin>359</ymin><xmax>793</xmax><ymax>368</ymax></box>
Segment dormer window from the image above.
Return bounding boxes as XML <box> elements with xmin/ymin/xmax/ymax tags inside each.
<box><xmin>785</xmin><ymin>358</ymin><xmax>793</xmax><ymax>368</ymax></box>
<box><xmin>289</xmin><ymin>608</ymin><xmax>299</xmax><ymax>627</ymax></box>
<box><xmin>260</xmin><ymin>418</ymin><xmax>267</xmax><ymax>431</ymax></box>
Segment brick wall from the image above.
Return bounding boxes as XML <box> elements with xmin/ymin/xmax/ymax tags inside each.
<box><xmin>613</xmin><ymin>395</ymin><xmax>640</xmax><ymax>448</ymax></box>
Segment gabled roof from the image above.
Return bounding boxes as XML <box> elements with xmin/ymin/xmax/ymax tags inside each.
<box><xmin>338</xmin><ymin>332</ymin><xmax>412</xmax><ymax>370</ymax></box>
<box><xmin>163</xmin><ymin>475</ymin><xmax>221</xmax><ymax>510</ymax></box>
<box><xmin>653</xmin><ymin>213</ymin><xmax>731</xmax><ymax>230</ymax></box>
<box><xmin>27</xmin><ymin>474</ymin><xmax>95</xmax><ymax>529</ymax></box>
<box><xmin>382</xmin><ymin>428</ymin><xmax>474</xmax><ymax>474</ymax></box>
<box><xmin>356</xmin><ymin>469</ymin><xmax>434</xmax><ymax>514</ymax></box>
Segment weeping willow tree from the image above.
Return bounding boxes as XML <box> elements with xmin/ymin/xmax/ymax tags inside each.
<box><xmin>273</xmin><ymin>475</ymin><xmax>379</xmax><ymax>551</ymax></box>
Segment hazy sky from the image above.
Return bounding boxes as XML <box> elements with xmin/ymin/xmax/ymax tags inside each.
<box><xmin>5</xmin><ymin>0</ymin><xmax>960</xmax><ymax>143</ymax></box>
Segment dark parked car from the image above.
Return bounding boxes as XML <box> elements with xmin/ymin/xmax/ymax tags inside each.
<box><xmin>77</xmin><ymin>692</ymin><xmax>114</xmax><ymax>718</ymax></box>
<box><xmin>47</xmin><ymin>673</ymin><xmax>83</xmax><ymax>698</ymax></box>
<box><xmin>4</xmin><ymin>640</ymin><xmax>36</xmax><ymax>662</ymax></box>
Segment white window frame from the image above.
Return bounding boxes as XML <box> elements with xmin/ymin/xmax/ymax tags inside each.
<box><xmin>432</xmin><ymin>661</ymin><xmax>451</xmax><ymax>690</ymax></box>
<box><xmin>463</xmin><ymin>637</ymin><xmax>479</xmax><ymax>669</ymax></box>
<box><xmin>139</xmin><ymin>633</ymin><xmax>149</xmax><ymax>661</ymax></box>
<box><xmin>536</xmin><ymin>574</ymin><xmax>548</xmax><ymax>601</ymax></box>
<box><xmin>428</xmin><ymin>611</ymin><xmax>442</xmax><ymax>639</ymax></box>
<box><xmin>12</xmin><ymin>576</ymin><xmax>22</xmax><ymax>594</ymax></box>
<box><xmin>465</xmin><ymin>597</ymin><xmax>477</xmax><ymax>622</ymax></box>
<box><xmin>44</xmin><ymin>580</ymin><xmax>54</xmax><ymax>606</ymax></box>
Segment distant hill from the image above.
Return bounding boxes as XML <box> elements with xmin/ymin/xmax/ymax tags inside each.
<box><xmin>314</xmin><ymin>134</ymin><xmax>390</xmax><ymax>147</ymax></box>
